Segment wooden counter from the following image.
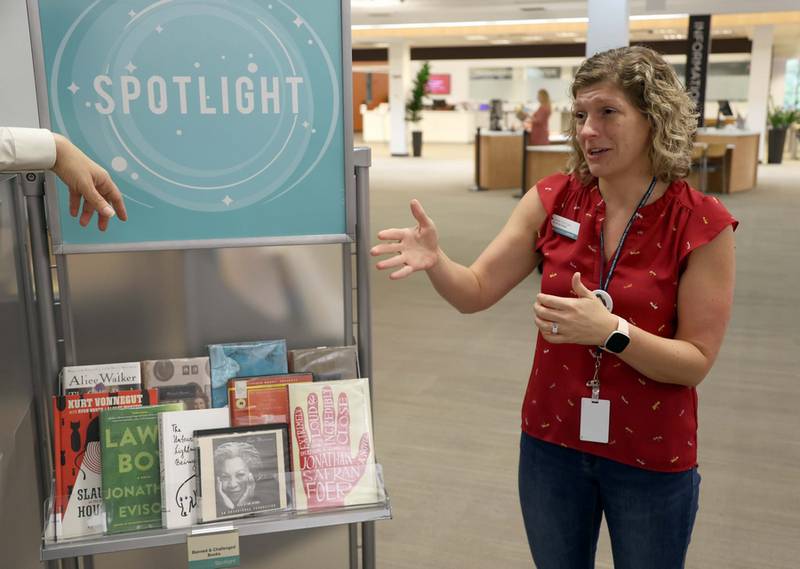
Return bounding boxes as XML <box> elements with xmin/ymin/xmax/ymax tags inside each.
<box><xmin>524</xmin><ymin>144</ymin><xmax>572</xmax><ymax>191</ymax></box>
<box><xmin>695</xmin><ymin>129</ymin><xmax>759</xmax><ymax>193</ymax></box>
<box><xmin>476</xmin><ymin>131</ymin><xmax>525</xmax><ymax>190</ymax></box>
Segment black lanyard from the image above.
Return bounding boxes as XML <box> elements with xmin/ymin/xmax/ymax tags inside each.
<box><xmin>598</xmin><ymin>177</ymin><xmax>658</xmax><ymax>292</ymax></box>
<box><xmin>587</xmin><ymin>177</ymin><xmax>657</xmax><ymax>399</ymax></box>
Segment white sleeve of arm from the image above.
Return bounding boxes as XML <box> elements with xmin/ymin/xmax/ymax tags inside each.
<box><xmin>0</xmin><ymin>127</ymin><xmax>58</xmax><ymax>171</ymax></box>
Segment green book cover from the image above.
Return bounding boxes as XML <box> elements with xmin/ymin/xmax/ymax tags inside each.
<box><xmin>101</xmin><ymin>403</ymin><xmax>183</xmax><ymax>534</ymax></box>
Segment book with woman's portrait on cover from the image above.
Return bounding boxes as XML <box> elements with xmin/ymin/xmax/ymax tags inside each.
<box><xmin>195</xmin><ymin>425</ymin><xmax>289</xmax><ymax>523</ymax></box>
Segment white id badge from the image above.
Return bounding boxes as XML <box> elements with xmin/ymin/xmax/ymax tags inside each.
<box><xmin>580</xmin><ymin>398</ymin><xmax>610</xmax><ymax>443</ymax></box>
<box><xmin>552</xmin><ymin>215</ymin><xmax>580</xmax><ymax>240</ymax></box>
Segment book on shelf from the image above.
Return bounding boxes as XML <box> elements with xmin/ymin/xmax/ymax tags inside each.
<box><xmin>142</xmin><ymin>356</ymin><xmax>212</xmax><ymax>410</ymax></box>
<box><xmin>60</xmin><ymin>362</ymin><xmax>141</xmax><ymax>395</ymax></box>
<box><xmin>208</xmin><ymin>340</ymin><xmax>288</xmax><ymax>408</ymax></box>
<box><xmin>100</xmin><ymin>402</ymin><xmax>184</xmax><ymax>534</ymax></box>
<box><xmin>52</xmin><ymin>389</ymin><xmax>157</xmax><ymax>540</ymax></box>
<box><xmin>158</xmin><ymin>407</ymin><xmax>230</xmax><ymax>529</ymax></box>
<box><xmin>228</xmin><ymin>373</ymin><xmax>313</xmax><ymax>427</ymax></box>
<box><xmin>288</xmin><ymin>346</ymin><xmax>360</xmax><ymax>382</ymax></box>
<box><xmin>195</xmin><ymin>425</ymin><xmax>290</xmax><ymax>523</ymax></box>
<box><xmin>288</xmin><ymin>378</ymin><xmax>378</xmax><ymax>511</ymax></box>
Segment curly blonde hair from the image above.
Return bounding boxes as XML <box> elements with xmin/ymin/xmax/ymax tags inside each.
<box><xmin>566</xmin><ymin>46</ymin><xmax>698</xmax><ymax>184</ymax></box>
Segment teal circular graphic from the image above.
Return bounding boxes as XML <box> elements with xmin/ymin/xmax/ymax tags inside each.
<box><xmin>49</xmin><ymin>0</ymin><xmax>340</xmax><ymax>212</ymax></box>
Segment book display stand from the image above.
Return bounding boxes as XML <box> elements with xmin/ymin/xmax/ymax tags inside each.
<box><xmin>12</xmin><ymin>1</ymin><xmax>390</xmax><ymax>567</ymax></box>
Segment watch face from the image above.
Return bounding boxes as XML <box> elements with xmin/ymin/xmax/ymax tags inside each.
<box><xmin>605</xmin><ymin>332</ymin><xmax>630</xmax><ymax>354</ymax></box>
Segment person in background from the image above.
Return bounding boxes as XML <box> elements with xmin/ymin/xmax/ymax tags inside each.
<box><xmin>371</xmin><ymin>46</ymin><xmax>736</xmax><ymax>568</ymax></box>
<box><xmin>524</xmin><ymin>89</ymin><xmax>552</xmax><ymax>146</ymax></box>
<box><xmin>0</xmin><ymin>126</ymin><xmax>127</xmax><ymax>231</ymax></box>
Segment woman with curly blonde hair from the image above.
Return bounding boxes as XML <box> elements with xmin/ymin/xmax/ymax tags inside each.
<box><xmin>372</xmin><ymin>45</ymin><xmax>736</xmax><ymax>568</ymax></box>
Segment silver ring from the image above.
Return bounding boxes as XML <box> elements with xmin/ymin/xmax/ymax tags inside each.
<box><xmin>551</xmin><ymin>322</ymin><xmax>559</xmax><ymax>335</ymax></box>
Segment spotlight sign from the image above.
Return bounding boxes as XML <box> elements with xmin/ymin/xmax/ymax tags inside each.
<box><xmin>32</xmin><ymin>0</ymin><xmax>349</xmax><ymax>251</ymax></box>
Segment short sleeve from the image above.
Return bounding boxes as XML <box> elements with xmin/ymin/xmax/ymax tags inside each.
<box><xmin>679</xmin><ymin>194</ymin><xmax>738</xmax><ymax>265</ymax></box>
<box><xmin>534</xmin><ymin>173</ymin><xmax>572</xmax><ymax>217</ymax></box>
<box><xmin>534</xmin><ymin>173</ymin><xmax>573</xmax><ymax>249</ymax></box>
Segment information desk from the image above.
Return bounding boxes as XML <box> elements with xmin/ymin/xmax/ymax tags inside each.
<box><xmin>362</xmin><ymin>107</ymin><xmax>488</xmax><ymax>143</ymax></box>
<box><xmin>695</xmin><ymin>129</ymin><xmax>760</xmax><ymax>193</ymax></box>
<box><xmin>476</xmin><ymin>131</ymin><xmax>525</xmax><ymax>190</ymax></box>
<box><xmin>524</xmin><ymin>144</ymin><xmax>572</xmax><ymax>191</ymax></box>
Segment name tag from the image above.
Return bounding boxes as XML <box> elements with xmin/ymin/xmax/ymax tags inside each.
<box><xmin>580</xmin><ymin>398</ymin><xmax>610</xmax><ymax>444</ymax></box>
<box><xmin>552</xmin><ymin>215</ymin><xmax>580</xmax><ymax>240</ymax></box>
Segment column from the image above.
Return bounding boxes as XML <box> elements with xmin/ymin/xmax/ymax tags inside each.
<box><xmin>586</xmin><ymin>0</ymin><xmax>629</xmax><ymax>57</ymax></box>
<box><xmin>388</xmin><ymin>41</ymin><xmax>410</xmax><ymax>156</ymax></box>
<box><xmin>746</xmin><ymin>25</ymin><xmax>774</xmax><ymax>161</ymax></box>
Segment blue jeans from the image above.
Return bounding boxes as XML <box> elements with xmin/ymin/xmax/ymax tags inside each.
<box><xmin>518</xmin><ymin>433</ymin><xmax>700</xmax><ymax>569</ymax></box>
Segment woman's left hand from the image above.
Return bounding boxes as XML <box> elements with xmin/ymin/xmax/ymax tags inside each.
<box><xmin>534</xmin><ymin>272</ymin><xmax>618</xmax><ymax>346</ymax></box>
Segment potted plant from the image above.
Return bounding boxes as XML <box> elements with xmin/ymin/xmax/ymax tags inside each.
<box><xmin>405</xmin><ymin>62</ymin><xmax>431</xmax><ymax>157</ymax></box>
<box><xmin>767</xmin><ymin>105</ymin><xmax>800</xmax><ymax>164</ymax></box>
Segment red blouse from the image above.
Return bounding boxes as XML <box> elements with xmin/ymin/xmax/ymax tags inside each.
<box><xmin>522</xmin><ymin>173</ymin><xmax>738</xmax><ymax>472</ymax></box>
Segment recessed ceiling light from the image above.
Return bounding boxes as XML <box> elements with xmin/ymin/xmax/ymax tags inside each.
<box><xmin>521</xmin><ymin>35</ymin><xmax>544</xmax><ymax>41</ymax></box>
<box><xmin>490</xmin><ymin>39</ymin><xmax>513</xmax><ymax>45</ymax></box>
<box><xmin>352</xmin><ymin>0</ymin><xmax>403</xmax><ymax>7</ymax></box>
<box><xmin>465</xmin><ymin>35</ymin><xmax>489</xmax><ymax>41</ymax></box>
<box><xmin>556</xmin><ymin>32</ymin><xmax>578</xmax><ymax>38</ymax></box>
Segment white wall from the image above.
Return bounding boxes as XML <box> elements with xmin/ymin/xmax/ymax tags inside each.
<box><xmin>0</xmin><ymin>0</ymin><xmax>40</xmax><ymax>127</ymax></box>
<box><xmin>410</xmin><ymin>53</ymin><xmax>755</xmax><ymax>134</ymax></box>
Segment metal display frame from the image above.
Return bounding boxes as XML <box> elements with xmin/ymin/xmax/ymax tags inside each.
<box><xmin>20</xmin><ymin>146</ymin><xmax>387</xmax><ymax>569</ymax></box>
<box><xmin>18</xmin><ymin>1</ymin><xmax>388</xmax><ymax>566</ymax></box>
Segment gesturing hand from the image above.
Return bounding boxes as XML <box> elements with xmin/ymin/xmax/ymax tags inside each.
<box><xmin>370</xmin><ymin>199</ymin><xmax>440</xmax><ymax>279</ymax></box>
<box><xmin>52</xmin><ymin>134</ymin><xmax>128</xmax><ymax>231</ymax></box>
<box><xmin>293</xmin><ymin>386</ymin><xmax>371</xmax><ymax>509</ymax></box>
<box><xmin>534</xmin><ymin>272</ymin><xmax>617</xmax><ymax>346</ymax></box>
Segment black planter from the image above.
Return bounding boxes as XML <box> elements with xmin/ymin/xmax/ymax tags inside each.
<box><xmin>411</xmin><ymin>130</ymin><xmax>423</xmax><ymax>157</ymax></box>
<box><xmin>767</xmin><ymin>128</ymin><xmax>788</xmax><ymax>164</ymax></box>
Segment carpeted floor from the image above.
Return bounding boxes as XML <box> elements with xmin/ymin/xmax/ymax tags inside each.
<box><xmin>366</xmin><ymin>141</ymin><xmax>800</xmax><ymax>569</ymax></box>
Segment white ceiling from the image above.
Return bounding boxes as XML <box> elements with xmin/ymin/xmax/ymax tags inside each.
<box><xmin>351</xmin><ymin>0</ymin><xmax>800</xmax><ymax>25</ymax></box>
<box><xmin>350</xmin><ymin>1</ymin><xmax>800</xmax><ymax>55</ymax></box>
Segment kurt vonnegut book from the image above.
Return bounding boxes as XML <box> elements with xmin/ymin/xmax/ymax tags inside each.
<box><xmin>158</xmin><ymin>407</ymin><xmax>230</xmax><ymax>529</ymax></box>
<box><xmin>208</xmin><ymin>340</ymin><xmax>287</xmax><ymax>408</ymax></box>
<box><xmin>61</xmin><ymin>362</ymin><xmax>141</xmax><ymax>395</ymax></box>
<box><xmin>52</xmin><ymin>390</ymin><xmax>157</xmax><ymax>540</ymax></box>
<box><xmin>100</xmin><ymin>403</ymin><xmax>183</xmax><ymax>534</ymax></box>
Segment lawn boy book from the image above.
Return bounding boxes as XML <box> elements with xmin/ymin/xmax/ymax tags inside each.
<box><xmin>158</xmin><ymin>408</ymin><xmax>230</xmax><ymax>529</ymax></box>
<box><xmin>100</xmin><ymin>403</ymin><xmax>183</xmax><ymax>534</ymax></box>
<box><xmin>52</xmin><ymin>389</ymin><xmax>157</xmax><ymax>540</ymax></box>
<box><xmin>142</xmin><ymin>357</ymin><xmax>212</xmax><ymax>410</ymax></box>
<box><xmin>208</xmin><ymin>340</ymin><xmax>288</xmax><ymax>408</ymax></box>
<box><xmin>288</xmin><ymin>346</ymin><xmax>360</xmax><ymax>382</ymax></box>
<box><xmin>61</xmin><ymin>362</ymin><xmax>141</xmax><ymax>395</ymax></box>
<box><xmin>228</xmin><ymin>373</ymin><xmax>313</xmax><ymax>427</ymax></box>
<box><xmin>289</xmin><ymin>378</ymin><xmax>378</xmax><ymax>510</ymax></box>
<box><xmin>195</xmin><ymin>425</ymin><xmax>289</xmax><ymax>523</ymax></box>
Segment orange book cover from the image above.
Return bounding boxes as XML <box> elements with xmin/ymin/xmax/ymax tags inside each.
<box><xmin>228</xmin><ymin>373</ymin><xmax>312</xmax><ymax>427</ymax></box>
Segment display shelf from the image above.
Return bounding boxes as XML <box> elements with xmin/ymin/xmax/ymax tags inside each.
<box><xmin>42</xmin><ymin>499</ymin><xmax>391</xmax><ymax>561</ymax></box>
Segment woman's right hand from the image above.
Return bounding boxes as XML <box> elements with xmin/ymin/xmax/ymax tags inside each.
<box><xmin>370</xmin><ymin>199</ymin><xmax>440</xmax><ymax>280</ymax></box>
